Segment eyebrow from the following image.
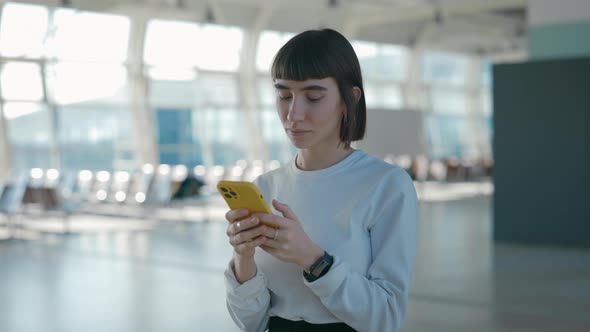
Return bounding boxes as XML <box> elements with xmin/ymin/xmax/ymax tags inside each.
<box><xmin>274</xmin><ymin>83</ymin><xmax>328</xmax><ymax>92</ymax></box>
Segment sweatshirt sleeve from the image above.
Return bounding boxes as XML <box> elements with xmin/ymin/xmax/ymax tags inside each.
<box><xmin>303</xmin><ymin>170</ymin><xmax>418</xmax><ymax>332</ymax></box>
<box><xmin>224</xmin><ymin>260</ymin><xmax>271</xmax><ymax>332</ymax></box>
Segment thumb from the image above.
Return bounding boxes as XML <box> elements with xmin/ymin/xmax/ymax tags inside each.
<box><xmin>272</xmin><ymin>199</ymin><xmax>298</xmax><ymax>221</ymax></box>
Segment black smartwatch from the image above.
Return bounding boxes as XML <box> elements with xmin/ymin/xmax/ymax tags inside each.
<box><xmin>303</xmin><ymin>251</ymin><xmax>334</xmax><ymax>282</ymax></box>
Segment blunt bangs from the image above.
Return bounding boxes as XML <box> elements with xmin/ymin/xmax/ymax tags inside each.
<box><xmin>272</xmin><ymin>31</ymin><xmax>345</xmax><ymax>81</ymax></box>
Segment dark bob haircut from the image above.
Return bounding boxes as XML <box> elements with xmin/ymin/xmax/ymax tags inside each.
<box><xmin>271</xmin><ymin>29</ymin><xmax>366</xmax><ymax>148</ymax></box>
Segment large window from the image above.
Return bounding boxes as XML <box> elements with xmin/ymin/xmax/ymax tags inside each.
<box><xmin>59</xmin><ymin>106</ymin><xmax>134</xmax><ymax>170</ymax></box>
<box><xmin>45</xmin><ymin>9</ymin><xmax>133</xmax><ymax>170</ymax></box>
<box><xmin>353</xmin><ymin>41</ymin><xmax>408</xmax><ymax>81</ymax></box>
<box><xmin>480</xmin><ymin>59</ymin><xmax>494</xmax><ymax>157</ymax></box>
<box><xmin>0</xmin><ymin>45</ymin><xmax>53</xmax><ymax>170</ymax></box>
<box><xmin>0</xmin><ymin>3</ymin><xmax>48</xmax><ymax>58</ymax></box>
<box><xmin>0</xmin><ymin>5</ymin><xmax>135</xmax><ymax>172</ymax></box>
<box><xmin>144</xmin><ymin>20</ymin><xmax>201</xmax><ymax>69</ymax></box>
<box><xmin>46</xmin><ymin>8</ymin><xmax>130</xmax><ymax>62</ymax></box>
<box><xmin>422</xmin><ymin>51</ymin><xmax>469</xmax><ymax>86</ymax></box>
<box><xmin>46</xmin><ymin>63</ymin><xmax>128</xmax><ymax>105</ymax></box>
<box><xmin>421</xmin><ymin>51</ymin><xmax>472</xmax><ymax>157</ymax></box>
<box><xmin>145</xmin><ymin>19</ymin><xmax>248</xmax><ymax>166</ymax></box>
<box><xmin>255</xmin><ymin>32</ymin><xmax>295</xmax><ymax>163</ymax></box>
<box><xmin>425</xmin><ymin>112</ymin><xmax>468</xmax><ymax>158</ymax></box>
<box><xmin>430</xmin><ymin>89</ymin><xmax>467</xmax><ymax>115</ymax></box>
<box><xmin>256</xmin><ymin>30</ymin><xmax>295</xmax><ymax>73</ymax></box>
<box><xmin>0</xmin><ymin>3</ymin><xmax>496</xmax><ymax>173</ymax></box>
<box><xmin>1</xmin><ymin>62</ymin><xmax>44</xmax><ymax>101</ymax></box>
<box><xmin>196</xmin><ymin>73</ymin><xmax>240</xmax><ymax>106</ymax></box>
<box><xmin>195</xmin><ymin>73</ymin><xmax>250</xmax><ymax>164</ymax></box>
<box><xmin>260</xmin><ymin>108</ymin><xmax>294</xmax><ymax>163</ymax></box>
<box><xmin>352</xmin><ymin>40</ymin><xmax>408</xmax><ymax>110</ymax></box>
<box><xmin>197</xmin><ymin>108</ymin><xmax>251</xmax><ymax>165</ymax></box>
<box><xmin>150</xmin><ymin>78</ymin><xmax>201</xmax><ymax>166</ymax></box>
<box><xmin>195</xmin><ymin>24</ymin><xmax>243</xmax><ymax>72</ymax></box>
<box><xmin>156</xmin><ymin>109</ymin><xmax>203</xmax><ymax>166</ymax></box>
<box><xmin>145</xmin><ymin>20</ymin><xmax>243</xmax><ymax>72</ymax></box>
<box><xmin>3</xmin><ymin>103</ymin><xmax>53</xmax><ymax>169</ymax></box>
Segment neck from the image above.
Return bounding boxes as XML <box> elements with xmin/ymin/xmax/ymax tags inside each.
<box><xmin>296</xmin><ymin>144</ymin><xmax>355</xmax><ymax>171</ymax></box>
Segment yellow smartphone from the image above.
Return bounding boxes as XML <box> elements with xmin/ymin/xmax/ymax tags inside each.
<box><xmin>217</xmin><ymin>180</ymin><xmax>278</xmax><ymax>228</ymax></box>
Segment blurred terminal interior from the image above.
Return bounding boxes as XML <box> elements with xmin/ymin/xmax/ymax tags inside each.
<box><xmin>0</xmin><ymin>0</ymin><xmax>589</xmax><ymax>332</ymax></box>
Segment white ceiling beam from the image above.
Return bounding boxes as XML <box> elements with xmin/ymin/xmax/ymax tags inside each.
<box><xmin>345</xmin><ymin>0</ymin><xmax>526</xmax><ymax>31</ymax></box>
<box><xmin>206</xmin><ymin>0</ymin><xmax>227</xmax><ymax>25</ymax></box>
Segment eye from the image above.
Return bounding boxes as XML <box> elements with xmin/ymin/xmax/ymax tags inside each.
<box><xmin>278</xmin><ymin>93</ymin><xmax>292</xmax><ymax>100</ymax></box>
<box><xmin>307</xmin><ymin>97</ymin><xmax>323</xmax><ymax>103</ymax></box>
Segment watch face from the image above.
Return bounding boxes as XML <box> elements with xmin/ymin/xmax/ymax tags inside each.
<box><xmin>305</xmin><ymin>252</ymin><xmax>334</xmax><ymax>282</ymax></box>
<box><xmin>312</xmin><ymin>259</ymin><xmax>330</xmax><ymax>277</ymax></box>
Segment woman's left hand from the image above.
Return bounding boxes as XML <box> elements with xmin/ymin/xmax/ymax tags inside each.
<box><xmin>252</xmin><ymin>199</ymin><xmax>325</xmax><ymax>272</ymax></box>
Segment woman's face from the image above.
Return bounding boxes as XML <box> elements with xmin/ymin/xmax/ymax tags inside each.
<box><xmin>274</xmin><ymin>77</ymin><xmax>345</xmax><ymax>150</ymax></box>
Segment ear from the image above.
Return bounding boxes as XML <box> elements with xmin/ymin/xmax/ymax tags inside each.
<box><xmin>352</xmin><ymin>86</ymin><xmax>362</xmax><ymax>103</ymax></box>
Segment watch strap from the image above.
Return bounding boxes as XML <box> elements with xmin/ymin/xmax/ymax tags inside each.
<box><xmin>303</xmin><ymin>251</ymin><xmax>334</xmax><ymax>282</ymax></box>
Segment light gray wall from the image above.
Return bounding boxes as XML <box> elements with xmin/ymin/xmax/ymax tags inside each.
<box><xmin>356</xmin><ymin>109</ymin><xmax>426</xmax><ymax>158</ymax></box>
<box><xmin>528</xmin><ymin>0</ymin><xmax>590</xmax><ymax>27</ymax></box>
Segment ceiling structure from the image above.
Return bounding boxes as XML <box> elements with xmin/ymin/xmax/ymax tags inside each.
<box><xmin>10</xmin><ymin>0</ymin><xmax>528</xmax><ymax>56</ymax></box>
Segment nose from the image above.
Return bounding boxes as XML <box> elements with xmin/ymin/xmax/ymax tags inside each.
<box><xmin>286</xmin><ymin>96</ymin><xmax>305</xmax><ymax>122</ymax></box>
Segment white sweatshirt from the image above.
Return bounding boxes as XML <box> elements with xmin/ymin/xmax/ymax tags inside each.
<box><xmin>224</xmin><ymin>150</ymin><xmax>418</xmax><ymax>332</ymax></box>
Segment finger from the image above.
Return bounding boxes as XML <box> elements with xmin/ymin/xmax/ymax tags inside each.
<box><xmin>233</xmin><ymin>216</ymin><xmax>259</xmax><ymax>235</ymax></box>
<box><xmin>235</xmin><ymin>235</ymin><xmax>267</xmax><ymax>251</ymax></box>
<box><xmin>260</xmin><ymin>226</ymin><xmax>281</xmax><ymax>240</ymax></box>
<box><xmin>259</xmin><ymin>237</ymin><xmax>281</xmax><ymax>249</ymax></box>
<box><xmin>232</xmin><ymin>224</ymin><xmax>267</xmax><ymax>245</ymax></box>
<box><xmin>272</xmin><ymin>199</ymin><xmax>298</xmax><ymax>221</ymax></box>
<box><xmin>225</xmin><ymin>208</ymin><xmax>250</xmax><ymax>223</ymax></box>
<box><xmin>252</xmin><ymin>213</ymin><xmax>286</xmax><ymax>229</ymax></box>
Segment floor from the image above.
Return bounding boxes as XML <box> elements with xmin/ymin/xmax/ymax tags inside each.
<box><xmin>1</xmin><ymin>183</ymin><xmax>589</xmax><ymax>332</ymax></box>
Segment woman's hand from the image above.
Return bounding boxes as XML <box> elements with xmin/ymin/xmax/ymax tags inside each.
<box><xmin>253</xmin><ymin>200</ymin><xmax>324</xmax><ymax>272</ymax></box>
<box><xmin>225</xmin><ymin>208</ymin><xmax>269</xmax><ymax>259</ymax></box>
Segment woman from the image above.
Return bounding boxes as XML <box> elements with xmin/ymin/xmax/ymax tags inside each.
<box><xmin>223</xmin><ymin>28</ymin><xmax>417</xmax><ymax>332</ymax></box>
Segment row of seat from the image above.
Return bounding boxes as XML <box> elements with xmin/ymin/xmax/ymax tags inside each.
<box><xmin>0</xmin><ymin>156</ymin><xmax>492</xmax><ymax>237</ymax></box>
<box><xmin>1</xmin><ymin>155</ymin><xmax>492</xmax><ymax>215</ymax></box>
<box><xmin>383</xmin><ymin>155</ymin><xmax>493</xmax><ymax>182</ymax></box>
<box><xmin>0</xmin><ymin>161</ymin><xmax>284</xmax><ymax>236</ymax></box>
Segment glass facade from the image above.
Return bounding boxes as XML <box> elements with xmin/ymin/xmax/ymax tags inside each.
<box><xmin>0</xmin><ymin>2</ymin><xmax>495</xmax><ymax>174</ymax></box>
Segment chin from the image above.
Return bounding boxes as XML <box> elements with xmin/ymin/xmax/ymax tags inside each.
<box><xmin>290</xmin><ymin>140</ymin><xmax>309</xmax><ymax>149</ymax></box>
<box><xmin>288</xmin><ymin>136</ymin><xmax>314</xmax><ymax>149</ymax></box>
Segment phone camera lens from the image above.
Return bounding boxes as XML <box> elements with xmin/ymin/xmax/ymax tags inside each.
<box><xmin>230</xmin><ymin>191</ymin><xmax>237</xmax><ymax>196</ymax></box>
<box><xmin>221</xmin><ymin>187</ymin><xmax>228</xmax><ymax>192</ymax></box>
<box><xmin>224</xmin><ymin>193</ymin><xmax>232</xmax><ymax>199</ymax></box>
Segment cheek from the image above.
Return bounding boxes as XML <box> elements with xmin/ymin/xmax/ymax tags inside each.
<box><xmin>277</xmin><ymin>107</ymin><xmax>288</xmax><ymax>122</ymax></box>
<box><xmin>315</xmin><ymin>102</ymin><xmax>342</xmax><ymax>125</ymax></box>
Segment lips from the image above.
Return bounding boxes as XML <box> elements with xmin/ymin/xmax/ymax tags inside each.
<box><xmin>287</xmin><ymin>129</ymin><xmax>310</xmax><ymax>137</ymax></box>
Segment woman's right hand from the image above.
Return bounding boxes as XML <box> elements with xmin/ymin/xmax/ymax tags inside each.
<box><xmin>225</xmin><ymin>208</ymin><xmax>269</xmax><ymax>259</ymax></box>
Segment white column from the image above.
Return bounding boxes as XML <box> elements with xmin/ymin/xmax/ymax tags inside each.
<box><xmin>465</xmin><ymin>56</ymin><xmax>485</xmax><ymax>158</ymax></box>
<box><xmin>39</xmin><ymin>59</ymin><xmax>61</xmax><ymax>170</ymax></box>
<box><xmin>238</xmin><ymin>5</ymin><xmax>275</xmax><ymax>161</ymax></box>
<box><xmin>0</xmin><ymin>0</ymin><xmax>12</xmax><ymax>182</ymax></box>
<box><xmin>0</xmin><ymin>103</ymin><xmax>11</xmax><ymax>182</ymax></box>
<box><xmin>0</xmin><ymin>0</ymin><xmax>11</xmax><ymax>181</ymax></box>
<box><xmin>127</xmin><ymin>15</ymin><xmax>158</xmax><ymax>167</ymax></box>
<box><xmin>405</xmin><ymin>23</ymin><xmax>437</xmax><ymax>157</ymax></box>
